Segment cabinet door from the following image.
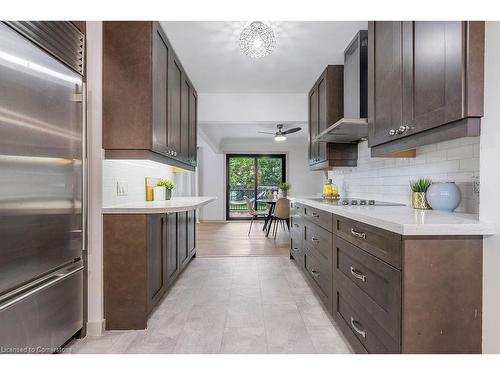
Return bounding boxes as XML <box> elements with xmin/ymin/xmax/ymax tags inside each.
<box><xmin>402</xmin><ymin>22</ymin><xmax>465</xmax><ymax>134</ymax></box>
<box><xmin>308</xmin><ymin>86</ymin><xmax>319</xmax><ymax>165</ymax></box>
<box><xmin>188</xmin><ymin>89</ymin><xmax>198</xmax><ymax>166</ymax></box>
<box><xmin>180</xmin><ymin>76</ymin><xmax>190</xmax><ymax>161</ymax></box>
<box><xmin>166</xmin><ymin>213</ymin><xmax>179</xmax><ymax>286</ymax></box>
<box><xmin>147</xmin><ymin>214</ymin><xmax>167</xmax><ymax>310</ymax></box>
<box><xmin>178</xmin><ymin>211</ymin><xmax>189</xmax><ymax>269</ymax></box>
<box><xmin>188</xmin><ymin>210</ymin><xmax>196</xmax><ymax>257</ymax></box>
<box><xmin>368</xmin><ymin>22</ymin><xmax>404</xmax><ymax>147</ymax></box>
<box><xmin>152</xmin><ymin>23</ymin><xmax>169</xmax><ymax>155</ymax></box>
<box><xmin>168</xmin><ymin>54</ymin><xmax>182</xmax><ymax>158</ymax></box>
<box><xmin>317</xmin><ymin>73</ymin><xmax>328</xmax><ymax>164</ymax></box>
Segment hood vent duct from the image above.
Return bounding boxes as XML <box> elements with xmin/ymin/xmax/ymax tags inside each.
<box><xmin>316</xmin><ymin>30</ymin><xmax>368</xmax><ymax>143</ymax></box>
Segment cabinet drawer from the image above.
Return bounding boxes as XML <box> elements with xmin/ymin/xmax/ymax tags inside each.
<box><xmin>303</xmin><ymin>205</ymin><xmax>333</xmax><ymax>231</ymax></box>
<box><xmin>290</xmin><ymin>241</ymin><xmax>304</xmax><ymax>266</ymax></box>
<box><xmin>290</xmin><ymin>212</ymin><xmax>303</xmax><ymax>238</ymax></box>
<box><xmin>336</xmin><ymin>289</ymin><xmax>399</xmax><ymax>353</ymax></box>
<box><xmin>304</xmin><ymin>220</ymin><xmax>333</xmax><ymax>267</ymax></box>
<box><xmin>290</xmin><ymin>215</ymin><xmax>304</xmax><ymax>267</ymax></box>
<box><xmin>290</xmin><ymin>201</ymin><xmax>305</xmax><ymax>217</ymax></box>
<box><xmin>334</xmin><ymin>215</ymin><xmax>402</xmax><ymax>269</ymax></box>
<box><xmin>304</xmin><ymin>249</ymin><xmax>332</xmax><ymax>312</ymax></box>
<box><xmin>334</xmin><ymin>236</ymin><xmax>401</xmax><ymax>340</ymax></box>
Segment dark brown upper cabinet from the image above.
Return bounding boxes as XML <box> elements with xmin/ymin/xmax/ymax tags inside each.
<box><xmin>368</xmin><ymin>21</ymin><xmax>484</xmax><ymax>157</ymax></box>
<box><xmin>103</xmin><ymin>21</ymin><xmax>198</xmax><ymax>170</ymax></box>
<box><xmin>308</xmin><ymin>65</ymin><xmax>358</xmax><ymax>170</ymax></box>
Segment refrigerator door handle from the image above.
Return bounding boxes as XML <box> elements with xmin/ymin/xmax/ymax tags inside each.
<box><xmin>81</xmin><ymin>81</ymin><xmax>88</xmax><ymax>252</ymax></box>
<box><xmin>0</xmin><ymin>266</ymin><xmax>84</xmax><ymax>313</ymax></box>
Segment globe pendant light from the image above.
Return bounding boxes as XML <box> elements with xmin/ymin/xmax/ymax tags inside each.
<box><xmin>239</xmin><ymin>21</ymin><xmax>276</xmax><ymax>59</ymax></box>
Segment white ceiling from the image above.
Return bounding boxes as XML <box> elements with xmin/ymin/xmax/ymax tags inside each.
<box><xmin>160</xmin><ymin>21</ymin><xmax>367</xmax><ymax>93</ymax></box>
<box><xmin>199</xmin><ymin>121</ymin><xmax>307</xmax><ymax>150</ymax></box>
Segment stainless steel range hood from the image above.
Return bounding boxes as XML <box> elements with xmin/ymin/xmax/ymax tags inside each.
<box><xmin>316</xmin><ymin>30</ymin><xmax>368</xmax><ymax>143</ymax></box>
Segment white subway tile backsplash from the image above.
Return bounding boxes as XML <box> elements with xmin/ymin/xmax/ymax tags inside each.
<box><xmin>447</xmin><ymin>145</ymin><xmax>474</xmax><ymax>160</ymax></box>
<box><xmin>328</xmin><ymin>137</ymin><xmax>480</xmax><ymax>213</ymax></box>
<box><xmin>103</xmin><ymin>159</ymin><xmax>178</xmax><ymax>206</ymax></box>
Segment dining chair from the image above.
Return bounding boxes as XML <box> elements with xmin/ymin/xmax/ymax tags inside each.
<box><xmin>244</xmin><ymin>196</ymin><xmax>268</xmax><ymax>236</ymax></box>
<box><xmin>270</xmin><ymin>197</ymin><xmax>290</xmax><ymax>239</ymax></box>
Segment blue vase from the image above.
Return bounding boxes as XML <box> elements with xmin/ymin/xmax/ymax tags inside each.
<box><xmin>426</xmin><ymin>182</ymin><xmax>461</xmax><ymax>212</ymax></box>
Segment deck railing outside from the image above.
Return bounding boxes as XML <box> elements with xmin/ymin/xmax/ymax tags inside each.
<box><xmin>228</xmin><ymin>186</ymin><xmax>277</xmax><ymax>214</ymax></box>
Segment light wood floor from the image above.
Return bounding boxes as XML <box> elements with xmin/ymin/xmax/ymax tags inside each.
<box><xmin>196</xmin><ymin>221</ymin><xmax>290</xmax><ymax>257</ymax></box>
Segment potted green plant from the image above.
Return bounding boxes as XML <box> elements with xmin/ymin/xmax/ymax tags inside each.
<box><xmin>278</xmin><ymin>182</ymin><xmax>290</xmax><ymax>198</ymax></box>
<box><xmin>157</xmin><ymin>179</ymin><xmax>175</xmax><ymax>200</ymax></box>
<box><xmin>410</xmin><ymin>178</ymin><xmax>432</xmax><ymax>209</ymax></box>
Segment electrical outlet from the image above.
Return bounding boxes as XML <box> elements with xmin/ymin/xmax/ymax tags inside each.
<box><xmin>116</xmin><ymin>181</ymin><xmax>128</xmax><ymax>196</ymax></box>
<box><xmin>472</xmin><ymin>175</ymin><xmax>480</xmax><ymax>195</ymax></box>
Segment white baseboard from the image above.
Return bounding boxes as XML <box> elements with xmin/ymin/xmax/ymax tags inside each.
<box><xmin>86</xmin><ymin>319</ymin><xmax>106</xmax><ymax>336</ymax></box>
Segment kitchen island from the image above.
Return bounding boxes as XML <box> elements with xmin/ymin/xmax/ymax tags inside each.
<box><xmin>102</xmin><ymin>196</ymin><xmax>216</xmax><ymax>330</ymax></box>
<box><xmin>289</xmin><ymin>197</ymin><xmax>495</xmax><ymax>354</ymax></box>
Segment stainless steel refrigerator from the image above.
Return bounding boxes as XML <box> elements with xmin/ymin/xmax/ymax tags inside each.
<box><xmin>0</xmin><ymin>22</ymin><xmax>85</xmax><ymax>353</ymax></box>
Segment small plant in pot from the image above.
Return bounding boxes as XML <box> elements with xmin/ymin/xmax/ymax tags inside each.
<box><xmin>410</xmin><ymin>178</ymin><xmax>432</xmax><ymax>209</ymax></box>
<box><xmin>157</xmin><ymin>179</ymin><xmax>175</xmax><ymax>200</ymax></box>
<box><xmin>279</xmin><ymin>183</ymin><xmax>290</xmax><ymax>198</ymax></box>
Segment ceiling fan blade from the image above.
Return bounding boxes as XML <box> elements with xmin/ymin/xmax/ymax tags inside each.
<box><xmin>257</xmin><ymin>131</ymin><xmax>276</xmax><ymax>135</ymax></box>
<box><xmin>282</xmin><ymin>127</ymin><xmax>302</xmax><ymax>135</ymax></box>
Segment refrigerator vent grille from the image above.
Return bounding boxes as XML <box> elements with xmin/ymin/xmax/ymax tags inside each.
<box><xmin>3</xmin><ymin>21</ymin><xmax>84</xmax><ymax>75</ymax></box>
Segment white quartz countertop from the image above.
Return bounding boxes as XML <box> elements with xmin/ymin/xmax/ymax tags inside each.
<box><xmin>102</xmin><ymin>196</ymin><xmax>217</xmax><ymax>214</ymax></box>
<box><xmin>293</xmin><ymin>197</ymin><xmax>496</xmax><ymax>236</ymax></box>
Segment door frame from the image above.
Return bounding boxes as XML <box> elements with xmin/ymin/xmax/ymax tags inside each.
<box><xmin>225</xmin><ymin>153</ymin><xmax>287</xmax><ymax>221</ymax></box>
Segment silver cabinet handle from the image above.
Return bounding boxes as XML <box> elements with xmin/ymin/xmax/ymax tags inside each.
<box><xmin>311</xmin><ymin>237</ymin><xmax>320</xmax><ymax>243</ymax></box>
<box><xmin>350</xmin><ymin>317</ymin><xmax>366</xmax><ymax>338</ymax></box>
<box><xmin>292</xmin><ymin>247</ymin><xmax>300</xmax><ymax>252</ymax></box>
<box><xmin>310</xmin><ymin>269</ymin><xmax>320</xmax><ymax>278</ymax></box>
<box><xmin>311</xmin><ymin>212</ymin><xmax>320</xmax><ymax>218</ymax></box>
<box><xmin>351</xmin><ymin>228</ymin><xmax>366</xmax><ymax>239</ymax></box>
<box><xmin>294</xmin><ymin>223</ymin><xmax>299</xmax><ymax>228</ymax></box>
<box><xmin>350</xmin><ymin>266</ymin><xmax>367</xmax><ymax>282</ymax></box>
<box><xmin>389</xmin><ymin>129</ymin><xmax>397</xmax><ymax>136</ymax></box>
<box><xmin>398</xmin><ymin>125</ymin><xmax>412</xmax><ymax>134</ymax></box>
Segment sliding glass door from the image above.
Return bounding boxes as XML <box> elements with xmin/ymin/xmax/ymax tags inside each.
<box><xmin>226</xmin><ymin>154</ymin><xmax>286</xmax><ymax>220</ymax></box>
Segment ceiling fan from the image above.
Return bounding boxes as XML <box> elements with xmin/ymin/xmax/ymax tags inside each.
<box><xmin>258</xmin><ymin>124</ymin><xmax>302</xmax><ymax>141</ymax></box>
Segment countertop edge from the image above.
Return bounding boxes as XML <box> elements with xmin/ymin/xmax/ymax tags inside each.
<box><xmin>102</xmin><ymin>197</ymin><xmax>217</xmax><ymax>214</ymax></box>
<box><xmin>293</xmin><ymin>197</ymin><xmax>496</xmax><ymax>236</ymax></box>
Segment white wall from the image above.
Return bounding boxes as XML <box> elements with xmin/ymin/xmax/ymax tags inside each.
<box><xmin>198</xmin><ymin>136</ymin><xmax>324</xmax><ymax>221</ymax></box>
<box><xmin>198</xmin><ymin>136</ymin><xmax>225</xmax><ymax>220</ymax></box>
<box><xmin>481</xmin><ymin>21</ymin><xmax>500</xmax><ymax>353</ymax></box>
<box><xmin>328</xmin><ymin>138</ymin><xmax>480</xmax><ymax>213</ymax></box>
<box><xmin>199</xmin><ymin>93</ymin><xmax>307</xmax><ymax>123</ymax></box>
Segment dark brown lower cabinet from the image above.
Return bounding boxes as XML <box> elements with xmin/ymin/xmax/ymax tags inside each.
<box><xmin>178</xmin><ymin>211</ymin><xmax>189</xmax><ymax>270</ymax></box>
<box><xmin>188</xmin><ymin>210</ymin><xmax>196</xmax><ymax>257</ymax></box>
<box><xmin>103</xmin><ymin>210</ymin><xmax>196</xmax><ymax>330</ymax></box>
<box><xmin>147</xmin><ymin>214</ymin><xmax>168</xmax><ymax>313</ymax></box>
<box><xmin>290</xmin><ymin>201</ymin><xmax>483</xmax><ymax>353</ymax></box>
<box><xmin>165</xmin><ymin>212</ymin><xmax>179</xmax><ymax>286</ymax></box>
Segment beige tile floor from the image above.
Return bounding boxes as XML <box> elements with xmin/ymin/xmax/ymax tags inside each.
<box><xmin>67</xmin><ymin>256</ymin><xmax>352</xmax><ymax>354</ymax></box>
